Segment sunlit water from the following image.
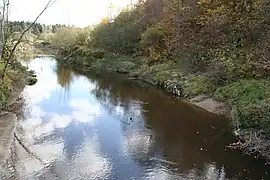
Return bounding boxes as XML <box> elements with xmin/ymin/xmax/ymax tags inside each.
<box><xmin>11</xmin><ymin>57</ymin><xmax>270</xmax><ymax>179</ymax></box>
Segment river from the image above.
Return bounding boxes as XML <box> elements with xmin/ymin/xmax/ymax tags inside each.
<box><xmin>8</xmin><ymin>56</ymin><xmax>270</xmax><ymax>179</ymax></box>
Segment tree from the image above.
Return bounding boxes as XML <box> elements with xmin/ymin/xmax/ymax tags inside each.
<box><xmin>0</xmin><ymin>0</ymin><xmax>8</xmax><ymax>60</ymax></box>
<box><xmin>0</xmin><ymin>0</ymin><xmax>59</xmax><ymax>78</ymax></box>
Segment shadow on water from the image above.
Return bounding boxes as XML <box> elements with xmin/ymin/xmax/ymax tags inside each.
<box><xmin>13</xmin><ymin>57</ymin><xmax>270</xmax><ymax>180</ymax></box>
<box><xmin>57</xmin><ymin>60</ymin><xmax>270</xmax><ymax>179</ymax></box>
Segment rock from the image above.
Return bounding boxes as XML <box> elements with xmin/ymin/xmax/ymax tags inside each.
<box><xmin>27</xmin><ymin>77</ymin><xmax>37</xmax><ymax>86</ymax></box>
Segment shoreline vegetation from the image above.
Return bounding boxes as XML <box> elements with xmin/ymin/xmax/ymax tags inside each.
<box><xmin>43</xmin><ymin>0</ymin><xmax>270</xmax><ymax>162</ymax></box>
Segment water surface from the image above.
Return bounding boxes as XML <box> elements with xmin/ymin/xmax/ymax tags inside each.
<box><xmin>12</xmin><ymin>57</ymin><xmax>270</xmax><ymax>179</ymax></box>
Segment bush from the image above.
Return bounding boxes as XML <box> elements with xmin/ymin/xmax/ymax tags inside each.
<box><xmin>0</xmin><ymin>72</ymin><xmax>14</xmax><ymax>108</ymax></box>
<box><xmin>214</xmin><ymin>79</ymin><xmax>270</xmax><ymax>104</ymax></box>
<box><xmin>183</xmin><ymin>75</ymin><xmax>215</xmax><ymax>96</ymax></box>
<box><xmin>215</xmin><ymin>79</ymin><xmax>270</xmax><ymax>132</ymax></box>
<box><xmin>141</xmin><ymin>25</ymin><xmax>164</xmax><ymax>47</ymax></box>
<box><xmin>49</xmin><ymin>27</ymin><xmax>90</xmax><ymax>50</ymax></box>
<box><xmin>92</xmin><ymin>55</ymin><xmax>136</xmax><ymax>73</ymax></box>
<box><xmin>232</xmin><ymin>99</ymin><xmax>270</xmax><ymax>133</ymax></box>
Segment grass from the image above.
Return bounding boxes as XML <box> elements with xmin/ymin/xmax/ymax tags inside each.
<box><xmin>183</xmin><ymin>75</ymin><xmax>215</xmax><ymax>96</ymax></box>
<box><xmin>92</xmin><ymin>54</ymin><xmax>137</xmax><ymax>73</ymax></box>
<box><xmin>214</xmin><ymin>79</ymin><xmax>270</xmax><ymax>132</ymax></box>
<box><xmin>0</xmin><ymin>62</ymin><xmax>25</xmax><ymax>109</ymax></box>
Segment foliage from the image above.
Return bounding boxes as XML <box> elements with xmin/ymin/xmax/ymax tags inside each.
<box><xmin>49</xmin><ymin>0</ymin><xmax>270</xmax><ymax>134</ymax></box>
<box><xmin>0</xmin><ymin>63</ymin><xmax>18</xmax><ymax>108</ymax></box>
<box><xmin>214</xmin><ymin>79</ymin><xmax>270</xmax><ymax>104</ymax></box>
<box><xmin>231</xmin><ymin>99</ymin><xmax>270</xmax><ymax>133</ymax></box>
<box><xmin>183</xmin><ymin>75</ymin><xmax>215</xmax><ymax>96</ymax></box>
<box><xmin>92</xmin><ymin>54</ymin><xmax>136</xmax><ymax>73</ymax></box>
<box><xmin>8</xmin><ymin>21</ymin><xmax>67</xmax><ymax>35</ymax></box>
<box><xmin>215</xmin><ymin>79</ymin><xmax>270</xmax><ymax>132</ymax></box>
<box><xmin>140</xmin><ymin>24</ymin><xmax>168</xmax><ymax>62</ymax></box>
<box><xmin>49</xmin><ymin>27</ymin><xmax>90</xmax><ymax>49</ymax></box>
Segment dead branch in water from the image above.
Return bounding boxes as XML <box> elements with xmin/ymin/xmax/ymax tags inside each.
<box><xmin>14</xmin><ymin>132</ymin><xmax>59</xmax><ymax>178</ymax></box>
<box><xmin>228</xmin><ymin>130</ymin><xmax>270</xmax><ymax>163</ymax></box>
<box><xmin>14</xmin><ymin>132</ymin><xmax>44</xmax><ymax>164</ymax></box>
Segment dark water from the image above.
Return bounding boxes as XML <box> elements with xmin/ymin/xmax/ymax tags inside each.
<box><xmin>13</xmin><ymin>57</ymin><xmax>269</xmax><ymax>179</ymax></box>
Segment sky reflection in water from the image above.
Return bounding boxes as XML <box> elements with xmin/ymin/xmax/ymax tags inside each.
<box><xmin>14</xmin><ymin>57</ymin><xmax>270</xmax><ymax>180</ymax></box>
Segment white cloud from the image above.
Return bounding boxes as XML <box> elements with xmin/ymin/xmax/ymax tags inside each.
<box><xmin>64</xmin><ymin>137</ymin><xmax>112</xmax><ymax>179</ymax></box>
<box><xmin>22</xmin><ymin>117</ymin><xmax>42</xmax><ymax>131</ymax></box>
<box><xmin>50</xmin><ymin>114</ymin><xmax>72</xmax><ymax>129</ymax></box>
<box><xmin>29</xmin><ymin>106</ymin><xmax>46</xmax><ymax>118</ymax></box>
<box><xmin>23</xmin><ymin>57</ymin><xmax>58</xmax><ymax>105</ymax></box>
<box><xmin>70</xmin><ymin>99</ymin><xmax>101</xmax><ymax>124</ymax></box>
<box><xmin>72</xmin><ymin>111</ymin><xmax>94</xmax><ymax>123</ymax></box>
<box><xmin>31</xmin><ymin>140</ymin><xmax>65</xmax><ymax>163</ymax></box>
<box><xmin>70</xmin><ymin>99</ymin><xmax>101</xmax><ymax>118</ymax></box>
<box><xmin>9</xmin><ymin>0</ymin><xmax>138</xmax><ymax>27</ymax></box>
<box><xmin>33</xmin><ymin>122</ymin><xmax>55</xmax><ymax>137</ymax></box>
<box><xmin>122</xmin><ymin>130</ymin><xmax>153</xmax><ymax>158</ymax></box>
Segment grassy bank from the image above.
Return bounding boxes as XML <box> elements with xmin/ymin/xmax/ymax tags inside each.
<box><xmin>0</xmin><ymin>62</ymin><xmax>37</xmax><ymax>111</ymax></box>
<box><xmin>57</xmin><ymin>52</ymin><xmax>216</xmax><ymax>98</ymax></box>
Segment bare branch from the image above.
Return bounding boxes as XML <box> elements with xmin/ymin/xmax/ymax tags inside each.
<box><xmin>0</xmin><ymin>0</ymin><xmax>7</xmax><ymax>59</ymax></box>
<box><xmin>1</xmin><ymin>0</ymin><xmax>59</xmax><ymax>77</ymax></box>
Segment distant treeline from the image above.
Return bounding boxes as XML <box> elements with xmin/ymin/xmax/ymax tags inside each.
<box><xmin>8</xmin><ymin>21</ymin><xmax>67</xmax><ymax>35</ymax></box>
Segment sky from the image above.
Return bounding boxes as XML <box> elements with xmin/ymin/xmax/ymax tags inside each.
<box><xmin>9</xmin><ymin>0</ymin><xmax>136</xmax><ymax>27</ymax></box>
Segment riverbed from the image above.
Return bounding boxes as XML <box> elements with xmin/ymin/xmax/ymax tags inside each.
<box><xmin>6</xmin><ymin>56</ymin><xmax>270</xmax><ymax>179</ymax></box>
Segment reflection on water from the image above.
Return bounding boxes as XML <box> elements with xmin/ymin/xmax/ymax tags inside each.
<box><xmin>12</xmin><ymin>57</ymin><xmax>270</xmax><ymax>179</ymax></box>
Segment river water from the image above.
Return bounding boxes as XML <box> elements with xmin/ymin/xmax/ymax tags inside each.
<box><xmin>10</xmin><ymin>56</ymin><xmax>270</xmax><ymax>179</ymax></box>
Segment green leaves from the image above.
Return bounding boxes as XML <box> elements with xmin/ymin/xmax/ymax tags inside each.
<box><xmin>214</xmin><ymin>79</ymin><xmax>270</xmax><ymax>132</ymax></box>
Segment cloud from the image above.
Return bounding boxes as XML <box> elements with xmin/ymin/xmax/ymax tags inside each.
<box><xmin>64</xmin><ymin>137</ymin><xmax>112</xmax><ymax>179</ymax></box>
<box><xmin>50</xmin><ymin>114</ymin><xmax>72</xmax><ymax>129</ymax></box>
<box><xmin>121</xmin><ymin>130</ymin><xmax>153</xmax><ymax>159</ymax></box>
<box><xmin>23</xmin><ymin>57</ymin><xmax>58</xmax><ymax>105</ymax></box>
<box><xmin>70</xmin><ymin>99</ymin><xmax>102</xmax><ymax>124</ymax></box>
<box><xmin>9</xmin><ymin>0</ymin><xmax>138</xmax><ymax>27</ymax></box>
<box><xmin>72</xmin><ymin>111</ymin><xmax>94</xmax><ymax>123</ymax></box>
<box><xmin>70</xmin><ymin>99</ymin><xmax>101</xmax><ymax>114</ymax></box>
<box><xmin>33</xmin><ymin>122</ymin><xmax>55</xmax><ymax>138</ymax></box>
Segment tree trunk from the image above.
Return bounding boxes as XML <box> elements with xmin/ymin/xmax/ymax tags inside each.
<box><xmin>0</xmin><ymin>0</ymin><xmax>6</xmax><ymax>60</ymax></box>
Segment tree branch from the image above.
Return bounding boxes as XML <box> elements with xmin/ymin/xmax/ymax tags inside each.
<box><xmin>1</xmin><ymin>0</ymin><xmax>58</xmax><ymax>78</ymax></box>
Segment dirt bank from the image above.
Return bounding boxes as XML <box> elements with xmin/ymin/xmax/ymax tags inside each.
<box><xmin>0</xmin><ymin>72</ymin><xmax>37</xmax><ymax>177</ymax></box>
<box><xmin>189</xmin><ymin>95</ymin><xmax>229</xmax><ymax>115</ymax></box>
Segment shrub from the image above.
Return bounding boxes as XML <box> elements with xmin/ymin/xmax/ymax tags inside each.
<box><xmin>92</xmin><ymin>55</ymin><xmax>136</xmax><ymax>72</ymax></box>
<box><xmin>183</xmin><ymin>75</ymin><xmax>215</xmax><ymax>96</ymax></box>
<box><xmin>0</xmin><ymin>74</ymin><xmax>14</xmax><ymax>108</ymax></box>
<box><xmin>214</xmin><ymin>79</ymin><xmax>270</xmax><ymax>104</ymax></box>
<box><xmin>215</xmin><ymin>79</ymin><xmax>270</xmax><ymax>132</ymax></box>
<box><xmin>232</xmin><ymin>99</ymin><xmax>270</xmax><ymax>133</ymax></box>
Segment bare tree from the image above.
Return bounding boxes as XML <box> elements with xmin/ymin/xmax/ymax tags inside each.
<box><xmin>0</xmin><ymin>0</ymin><xmax>58</xmax><ymax>79</ymax></box>
<box><xmin>0</xmin><ymin>0</ymin><xmax>7</xmax><ymax>59</ymax></box>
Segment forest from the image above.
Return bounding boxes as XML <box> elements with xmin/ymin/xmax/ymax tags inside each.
<box><xmin>8</xmin><ymin>21</ymin><xmax>66</xmax><ymax>35</ymax></box>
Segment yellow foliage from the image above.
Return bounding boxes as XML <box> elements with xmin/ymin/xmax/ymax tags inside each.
<box><xmin>101</xmin><ymin>18</ymin><xmax>110</xmax><ymax>24</ymax></box>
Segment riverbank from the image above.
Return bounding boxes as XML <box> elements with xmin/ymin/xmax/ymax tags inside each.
<box><xmin>55</xmin><ymin>52</ymin><xmax>226</xmax><ymax>114</ymax></box>
<box><xmin>0</xmin><ymin>63</ymin><xmax>37</xmax><ymax>171</ymax></box>
<box><xmin>54</xmin><ymin>52</ymin><xmax>270</xmax><ymax>162</ymax></box>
